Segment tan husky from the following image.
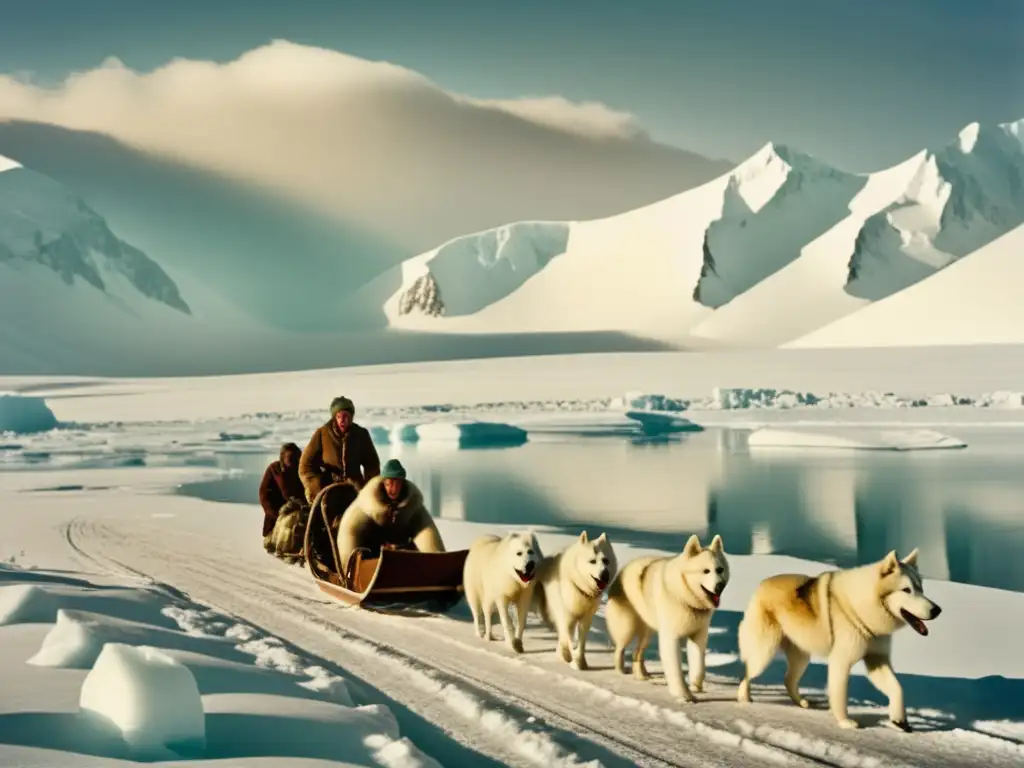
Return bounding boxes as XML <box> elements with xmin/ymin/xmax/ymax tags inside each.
<box><xmin>605</xmin><ymin>534</ymin><xmax>729</xmax><ymax>702</ymax></box>
<box><xmin>736</xmin><ymin>548</ymin><xmax>942</xmax><ymax>731</ymax></box>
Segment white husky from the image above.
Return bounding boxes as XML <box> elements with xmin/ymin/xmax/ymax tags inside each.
<box><xmin>736</xmin><ymin>548</ymin><xmax>943</xmax><ymax>731</ymax></box>
<box><xmin>605</xmin><ymin>534</ymin><xmax>729</xmax><ymax>702</ymax></box>
<box><xmin>462</xmin><ymin>531</ymin><xmax>541</xmax><ymax>653</ymax></box>
<box><xmin>531</xmin><ymin>531</ymin><xmax>617</xmax><ymax>670</ymax></box>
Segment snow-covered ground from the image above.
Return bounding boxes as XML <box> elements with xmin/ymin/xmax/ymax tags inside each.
<box><xmin>1</xmin><ymin>349</ymin><xmax>1023</xmax><ymax>767</ymax></box>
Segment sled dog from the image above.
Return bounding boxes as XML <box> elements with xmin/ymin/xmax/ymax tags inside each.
<box><xmin>531</xmin><ymin>531</ymin><xmax>617</xmax><ymax>669</ymax></box>
<box><xmin>606</xmin><ymin>534</ymin><xmax>729</xmax><ymax>702</ymax></box>
<box><xmin>269</xmin><ymin>500</ymin><xmax>309</xmax><ymax>562</ymax></box>
<box><xmin>736</xmin><ymin>548</ymin><xmax>942</xmax><ymax>732</ymax></box>
<box><xmin>463</xmin><ymin>531</ymin><xmax>542</xmax><ymax>653</ymax></box>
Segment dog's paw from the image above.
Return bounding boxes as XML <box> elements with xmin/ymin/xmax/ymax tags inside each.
<box><xmin>557</xmin><ymin>644</ymin><xmax>573</xmax><ymax>663</ymax></box>
<box><xmin>796</xmin><ymin>698</ymin><xmax>811</xmax><ymax>709</ymax></box>
<box><xmin>690</xmin><ymin>681</ymin><xmax>704</xmax><ymax>694</ymax></box>
<box><xmin>670</xmin><ymin>688</ymin><xmax>698</xmax><ymax>704</ymax></box>
<box><xmin>571</xmin><ymin>655</ymin><xmax>589</xmax><ymax>671</ymax></box>
<box><xmin>886</xmin><ymin>719</ymin><xmax>913</xmax><ymax>733</ymax></box>
<box><xmin>510</xmin><ymin>638</ymin><xmax>524</xmax><ymax>654</ymax></box>
<box><xmin>836</xmin><ymin>718</ymin><xmax>860</xmax><ymax>730</ymax></box>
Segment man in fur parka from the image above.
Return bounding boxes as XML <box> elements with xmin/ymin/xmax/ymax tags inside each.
<box><xmin>299</xmin><ymin>395</ymin><xmax>381</xmax><ymax>503</ymax></box>
<box><xmin>335</xmin><ymin>458</ymin><xmax>445</xmax><ymax>570</ymax></box>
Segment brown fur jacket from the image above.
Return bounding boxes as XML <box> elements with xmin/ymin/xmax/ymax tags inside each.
<box><xmin>334</xmin><ymin>476</ymin><xmax>444</xmax><ymax>568</ymax></box>
<box><xmin>299</xmin><ymin>420</ymin><xmax>381</xmax><ymax>503</ymax></box>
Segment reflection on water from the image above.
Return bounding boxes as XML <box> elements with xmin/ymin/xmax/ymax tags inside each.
<box><xmin>177</xmin><ymin>428</ymin><xmax>1024</xmax><ymax>593</ymax></box>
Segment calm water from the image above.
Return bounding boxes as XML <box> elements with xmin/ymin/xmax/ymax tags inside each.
<box><xmin>178</xmin><ymin>427</ymin><xmax>1024</xmax><ymax>593</ymax></box>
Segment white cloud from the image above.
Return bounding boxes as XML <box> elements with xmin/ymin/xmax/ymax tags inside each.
<box><xmin>0</xmin><ymin>40</ymin><xmax>727</xmax><ymax>248</ymax></box>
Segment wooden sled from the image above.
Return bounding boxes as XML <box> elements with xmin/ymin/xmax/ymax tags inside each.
<box><xmin>303</xmin><ymin>482</ymin><xmax>469</xmax><ymax>611</ymax></box>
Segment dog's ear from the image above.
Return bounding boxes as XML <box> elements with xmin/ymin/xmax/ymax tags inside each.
<box><xmin>595</xmin><ymin>532</ymin><xmax>608</xmax><ymax>544</ymax></box>
<box><xmin>708</xmin><ymin>534</ymin><xmax>724</xmax><ymax>553</ymax></box>
<box><xmin>682</xmin><ymin>534</ymin><xmax>702</xmax><ymax>558</ymax></box>
<box><xmin>579</xmin><ymin>531</ymin><xmax>589</xmax><ymax>543</ymax></box>
<box><xmin>880</xmin><ymin>550</ymin><xmax>900</xmax><ymax>577</ymax></box>
<box><xmin>901</xmin><ymin>548</ymin><xmax>919</xmax><ymax>567</ymax></box>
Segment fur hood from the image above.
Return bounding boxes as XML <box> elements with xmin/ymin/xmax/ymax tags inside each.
<box><xmin>352</xmin><ymin>475</ymin><xmax>426</xmax><ymax>527</ymax></box>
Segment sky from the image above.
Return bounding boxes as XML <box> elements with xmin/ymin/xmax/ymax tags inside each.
<box><xmin>1</xmin><ymin>0</ymin><xmax>1021</xmax><ymax>171</ymax></box>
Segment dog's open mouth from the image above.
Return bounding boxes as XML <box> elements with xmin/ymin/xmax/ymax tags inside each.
<box><xmin>901</xmin><ymin>609</ymin><xmax>928</xmax><ymax>636</ymax></box>
<box><xmin>702</xmin><ymin>586</ymin><xmax>721</xmax><ymax>607</ymax></box>
<box><xmin>515</xmin><ymin>569</ymin><xmax>534</xmax><ymax>584</ymax></box>
<box><xmin>594</xmin><ymin>575</ymin><xmax>609</xmax><ymax>591</ymax></box>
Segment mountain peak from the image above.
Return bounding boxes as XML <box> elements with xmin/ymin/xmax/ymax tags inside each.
<box><xmin>0</xmin><ymin>154</ymin><xmax>21</xmax><ymax>174</ymax></box>
<box><xmin>0</xmin><ymin>164</ymin><xmax>191</xmax><ymax>315</ymax></box>
<box><xmin>957</xmin><ymin>122</ymin><xmax>981</xmax><ymax>153</ymax></box>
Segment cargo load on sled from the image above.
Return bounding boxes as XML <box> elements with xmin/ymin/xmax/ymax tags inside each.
<box><xmin>302</xmin><ymin>482</ymin><xmax>468</xmax><ymax>610</ymax></box>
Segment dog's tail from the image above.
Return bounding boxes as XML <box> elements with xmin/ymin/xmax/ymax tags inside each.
<box><xmin>736</xmin><ymin>592</ymin><xmax>781</xmax><ymax>666</ymax></box>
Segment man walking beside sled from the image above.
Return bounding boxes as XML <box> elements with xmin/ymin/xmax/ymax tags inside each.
<box><xmin>258</xmin><ymin>442</ymin><xmax>307</xmax><ymax>552</ymax></box>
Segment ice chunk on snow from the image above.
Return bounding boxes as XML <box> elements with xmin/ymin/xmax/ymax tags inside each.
<box><xmin>0</xmin><ymin>393</ymin><xmax>58</xmax><ymax>434</ymax></box>
<box><xmin>79</xmin><ymin>643</ymin><xmax>205</xmax><ymax>758</ymax></box>
<box><xmin>0</xmin><ymin>584</ymin><xmax>55</xmax><ymax>625</ymax></box>
<box><xmin>747</xmin><ymin>427</ymin><xmax>967</xmax><ymax>451</ymax></box>
<box><xmin>414</xmin><ymin>420</ymin><xmax>528</xmax><ymax>448</ymax></box>
<box><xmin>29</xmin><ymin>608</ymin><xmax>241</xmax><ymax>668</ymax></box>
<box><xmin>0</xmin><ymin>583</ymin><xmax>178</xmax><ymax>628</ymax></box>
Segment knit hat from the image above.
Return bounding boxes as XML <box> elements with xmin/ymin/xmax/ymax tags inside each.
<box><xmin>380</xmin><ymin>458</ymin><xmax>407</xmax><ymax>480</ymax></box>
<box><xmin>329</xmin><ymin>396</ymin><xmax>355</xmax><ymax>417</ymax></box>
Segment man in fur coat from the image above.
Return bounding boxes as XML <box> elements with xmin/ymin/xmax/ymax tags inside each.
<box><xmin>258</xmin><ymin>442</ymin><xmax>306</xmax><ymax>551</ymax></box>
<box><xmin>335</xmin><ymin>458</ymin><xmax>445</xmax><ymax>571</ymax></box>
<box><xmin>299</xmin><ymin>396</ymin><xmax>381</xmax><ymax>503</ymax></box>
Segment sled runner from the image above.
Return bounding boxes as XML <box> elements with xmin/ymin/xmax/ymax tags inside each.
<box><xmin>302</xmin><ymin>482</ymin><xmax>468</xmax><ymax>610</ymax></box>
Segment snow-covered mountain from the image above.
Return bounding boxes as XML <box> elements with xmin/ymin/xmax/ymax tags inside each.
<box><xmin>0</xmin><ymin>155</ymin><xmax>189</xmax><ymax>315</ymax></box>
<box><xmin>371</xmin><ymin>117</ymin><xmax>1024</xmax><ymax>348</ymax></box>
<box><xmin>786</xmin><ymin>223</ymin><xmax>1024</xmax><ymax>348</ymax></box>
<box><xmin>0</xmin><ymin>153</ymin><xmax>202</xmax><ymax>369</ymax></box>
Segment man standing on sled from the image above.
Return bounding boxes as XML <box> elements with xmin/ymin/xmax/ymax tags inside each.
<box><xmin>299</xmin><ymin>395</ymin><xmax>381</xmax><ymax>503</ymax></box>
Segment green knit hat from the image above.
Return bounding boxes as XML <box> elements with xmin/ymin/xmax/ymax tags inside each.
<box><xmin>329</xmin><ymin>396</ymin><xmax>355</xmax><ymax>417</ymax></box>
<box><xmin>381</xmin><ymin>458</ymin><xmax>407</xmax><ymax>479</ymax></box>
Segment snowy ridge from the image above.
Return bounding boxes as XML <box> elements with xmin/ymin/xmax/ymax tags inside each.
<box><xmin>844</xmin><ymin>118</ymin><xmax>1024</xmax><ymax>301</ymax></box>
<box><xmin>386</xmin><ymin>221</ymin><xmax>572</xmax><ymax>325</ymax></box>
<box><xmin>788</xmin><ymin>224</ymin><xmax>1024</xmax><ymax>348</ymax></box>
<box><xmin>0</xmin><ymin>158</ymin><xmax>190</xmax><ymax>315</ymax></box>
<box><xmin>369</xmin><ymin>116</ymin><xmax>1024</xmax><ymax>349</ymax></box>
<box><xmin>693</xmin><ymin>143</ymin><xmax>863</xmax><ymax>308</ymax></box>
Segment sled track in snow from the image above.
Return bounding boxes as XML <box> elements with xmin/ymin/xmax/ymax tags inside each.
<box><xmin>65</xmin><ymin>517</ymin><xmax>1021</xmax><ymax>768</ymax></box>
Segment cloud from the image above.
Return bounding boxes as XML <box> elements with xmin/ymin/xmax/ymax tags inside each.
<box><xmin>0</xmin><ymin>40</ymin><xmax>729</xmax><ymax>248</ymax></box>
